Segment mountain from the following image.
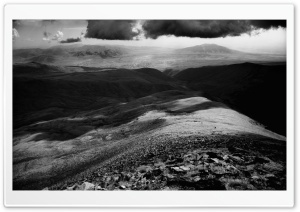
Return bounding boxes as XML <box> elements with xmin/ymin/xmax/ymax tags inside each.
<box><xmin>13</xmin><ymin>44</ymin><xmax>286</xmax><ymax>72</ymax></box>
<box><xmin>13</xmin><ymin>45</ymin><xmax>129</xmax><ymax>61</ymax></box>
<box><xmin>13</xmin><ymin>62</ymin><xmax>66</xmax><ymax>76</ymax></box>
<box><xmin>13</xmin><ymin>61</ymin><xmax>286</xmax><ymax>190</ymax></box>
<box><xmin>174</xmin><ymin>62</ymin><xmax>286</xmax><ymax>135</ymax></box>
<box><xmin>177</xmin><ymin>44</ymin><xmax>240</xmax><ymax>54</ymax></box>
<box><xmin>13</xmin><ymin>88</ymin><xmax>286</xmax><ymax>190</ymax></box>
<box><xmin>13</xmin><ymin>63</ymin><xmax>183</xmax><ymax>129</ymax></box>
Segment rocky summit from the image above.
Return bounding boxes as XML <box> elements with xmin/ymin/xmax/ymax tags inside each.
<box><xmin>49</xmin><ymin>140</ymin><xmax>285</xmax><ymax>191</ymax></box>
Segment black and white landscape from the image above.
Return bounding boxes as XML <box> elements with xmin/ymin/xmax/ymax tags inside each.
<box><xmin>13</xmin><ymin>20</ymin><xmax>286</xmax><ymax>190</ymax></box>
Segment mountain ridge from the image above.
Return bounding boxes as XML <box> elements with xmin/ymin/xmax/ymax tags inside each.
<box><xmin>177</xmin><ymin>43</ymin><xmax>241</xmax><ymax>54</ymax></box>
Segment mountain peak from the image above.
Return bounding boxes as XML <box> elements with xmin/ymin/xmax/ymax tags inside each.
<box><xmin>179</xmin><ymin>44</ymin><xmax>239</xmax><ymax>54</ymax></box>
<box><xmin>197</xmin><ymin>43</ymin><xmax>221</xmax><ymax>47</ymax></box>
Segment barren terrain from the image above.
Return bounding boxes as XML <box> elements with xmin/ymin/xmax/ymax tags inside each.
<box><xmin>13</xmin><ymin>44</ymin><xmax>286</xmax><ymax>190</ymax></box>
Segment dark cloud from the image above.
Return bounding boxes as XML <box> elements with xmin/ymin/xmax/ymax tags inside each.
<box><xmin>60</xmin><ymin>37</ymin><xmax>82</xmax><ymax>43</ymax></box>
<box><xmin>142</xmin><ymin>20</ymin><xmax>286</xmax><ymax>39</ymax></box>
<box><xmin>250</xmin><ymin>20</ymin><xmax>286</xmax><ymax>29</ymax></box>
<box><xmin>85</xmin><ymin>20</ymin><xmax>139</xmax><ymax>40</ymax></box>
<box><xmin>13</xmin><ymin>20</ymin><xmax>87</xmax><ymax>30</ymax></box>
<box><xmin>13</xmin><ymin>20</ymin><xmax>286</xmax><ymax>42</ymax></box>
<box><xmin>13</xmin><ymin>20</ymin><xmax>22</xmax><ymax>29</ymax></box>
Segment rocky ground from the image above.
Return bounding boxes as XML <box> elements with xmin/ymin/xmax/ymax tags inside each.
<box><xmin>46</xmin><ymin>134</ymin><xmax>286</xmax><ymax>191</ymax></box>
<box><xmin>14</xmin><ymin>95</ymin><xmax>286</xmax><ymax>191</ymax></box>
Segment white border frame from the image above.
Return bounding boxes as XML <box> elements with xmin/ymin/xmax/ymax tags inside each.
<box><xmin>3</xmin><ymin>4</ymin><xmax>294</xmax><ymax>207</ymax></box>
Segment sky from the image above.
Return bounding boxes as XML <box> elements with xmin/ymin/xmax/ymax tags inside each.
<box><xmin>13</xmin><ymin>20</ymin><xmax>286</xmax><ymax>54</ymax></box>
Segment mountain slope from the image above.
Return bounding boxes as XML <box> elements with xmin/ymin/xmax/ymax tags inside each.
<box><xmin>13</xmin><ymin>91</ymin><xmax>285</xmax><ymax>190</ymax></box>
<box><xmin>174</xmin><ymin>62</ymin><xmax>286</xmax><ymax>135</ymax></box>
<box><xmin>13</xmin><ymin>63</ymin><xmax>184</xmax><ymax>129</ymax></box>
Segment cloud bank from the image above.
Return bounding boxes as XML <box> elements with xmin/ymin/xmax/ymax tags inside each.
<box><xmin>12</xmin><ymin>20</ymin><xmax>286</xmax><ymax>44</ymax></box>
<box><xmin>142</xmin><ymin>20</ymin><xmax>286</xmax><ymax>39</ymax></box>
<box><xmin>85</xmin><ymin>20</ymin><xmax>140</xmax><ymax>40</ymax></box>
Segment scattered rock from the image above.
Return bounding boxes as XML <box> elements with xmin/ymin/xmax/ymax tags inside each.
<box><xmin>193</xmin><ymin>176</ymin><xmax>201</xmax><ymax>182</ymax></box>
<box><xmin>211</xmin><ymin>158</ymin><xmax>220</xmax><ymax>163</ymax></box>
<box><xmin>223</xmin><ymin>155</ymin><xmax>229</xmax><ymax>161</ymax></box>
<box><xmin>251</xmin><ymin>176</ymin><xmax>260</xmax><ymax>180</ymax></box>
<box><xmin>224</xmin><ymin>179</ymin><xmax>255</xmax><ymax>190</ymax></box>
<box><xmin>78</xmin><ymin>182</ymin><xmax>95</xmax><ymax>190</ymax></box>
<box><xmin>264</xmin><ymin>174</ymin><xmax>276</xmax><ymax>179</ymax></box>
<box><xmin>171</xmin><ymin>167</ymin><xmax>183</xmax><ymax>172</ymax></box>
<box><xmin>81</xmin><ymin>136</ymin><xmax>93</xmax><ymax>142</ymax></box>
<box><xmin>105</xmin><ymin>134</ymin><xmax>112</xmax><ymax>140</ymax></box>
<box><xmin>137</xmin><ymin>165</ymin><xmax>152</xmax><ymax>173</ymax></box>
<box><xmin>263</xmin><ymin>161</ymin><xmax>283</xmax><ymax>172</ymax></box>
<box><xmin>165</xmin><ymin>174</ymin><xmax>175</xmax><ymax>179</ymax></box>
<box><xmin>60</xmin><ymin>148</ymin><xmax>284</xmax><ymax>191</ymax></box>
<box><xmin>229</xmin><ymin>155</ymin><xmax>243</xmax><ymax>163</ymax></box>
<box><xmin>246</xmin><ymin>164</ymin><xmax>255</xmax><ymax>171</ymax></box>
<box><xmin>179</xmin><ymin>166</ymin><xmax>190</xmax><ymax>171</ymax></box>
<box><xmin>211</xmin><ymin>166</ymin><xmax>227</xmax><ymax>175</ymax></box>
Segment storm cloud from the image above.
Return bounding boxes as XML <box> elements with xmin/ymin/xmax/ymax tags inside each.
<box><xmin>142</xmin><ymin>20</ymin><xmax>286</xmax><ymax>39</ymax></box>
<box><xmin>85</xmin><ymin>20</ymin><xmax>140</xmax><ymax>40</ymax></box>
<box><xmin>250</xmin><ymin>20</ymin><xmax>286</xmax><ymax>29</ymax></box>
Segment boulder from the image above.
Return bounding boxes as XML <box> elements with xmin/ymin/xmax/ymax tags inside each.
<box><xmin>137</xmin><ymin>165</ymin><xmax>152</xmax><ymax>173</ymax></box>
<box><xmin>105</xmin><ymin>134</ymin><xmax>112</xmax><ymax>140</ymax></box>
<box><xmin>78</xmin><ymin>182</ymin><xmax>95</xmax><ymax>190</ymax></box>
<box><xmin>80</xmin><ymin>135</ymin><xmax>93</xmax><ymax>142</ymax></box>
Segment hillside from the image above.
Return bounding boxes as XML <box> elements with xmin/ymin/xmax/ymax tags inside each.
<box><xmin>13</xmin><ymin>63</ymin><xmax>183</xmax><ymax>129</ymax></box>
<box><xmin>12</xmin><ymin>49</ymin><xmax>287</xmax><ymax>191</ymax></box>
<box><xmin>174</xmin><ymin>62</ymin><xmax>286</xmax><ymax>135</ymax></box>
<box><xmin>13</xmin><ymin>91</ymin><xmax>285</xmax><ymax>190</ymax></box>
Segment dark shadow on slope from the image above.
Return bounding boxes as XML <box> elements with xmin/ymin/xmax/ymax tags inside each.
<box><xmin>174</xmin><ymin>63</ymin><xmax>287</xmax><ymax>136</ymax></box>
<box><xmin>13</xmin><ymin>64</ymin><xmax>185</xmax><ymax>129</ymax></box>
<box><xmin>14</xmin><ymin>90</ymin><xmax>206</xmax><ymax>142</ymax></box>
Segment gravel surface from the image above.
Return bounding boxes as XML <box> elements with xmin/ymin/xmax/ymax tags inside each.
<box><xmin>49</xmin><ymin>133</ymin><xmax>286</xmax><ymax>190</ymax></box>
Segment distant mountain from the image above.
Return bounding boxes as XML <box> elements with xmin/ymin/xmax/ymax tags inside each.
<box><xmin>69</xmin><ymin>45</ymin><xmax>128</xmax><ymax>58</ymax></box>
<box><xmin>14</xmin><ymin>44</ymin><xmax>243</xmax><ymax>62</ymax></box>
<box><xmin>13</xmin><ymin>45</ymin><xmax>129</xmax><ymax>60</ymax></box>
<box><xmin>174</xmin><ymin>62</ymin><xmax>286</xmax><ymax>136</ymax></box>
<box><xmin>13</xmin><ymin>44</ymin><xmax>286</xmax><ymax>71</ymax></box>
<box><xmin>177</xmin><ymin>44</ymin><xmax>241</xmax><ymax>54</ymax></box>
